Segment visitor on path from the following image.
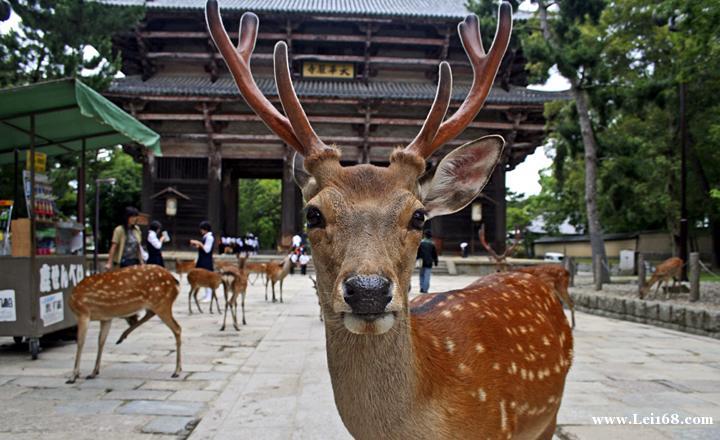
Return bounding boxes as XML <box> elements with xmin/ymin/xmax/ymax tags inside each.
<box><xmin>105</xmin><ymin>206</ymin><xmax>144</xmax><ymax>270</ymax></box>
<box><xmin>416</xmin><ymin>230</ymin><xmax>438</xmax><ymax>293</ymax></box>
<box><xmin>190</xmin><ymin>221</ymin><xmax>214</xmax><ymax>301</ymax></box>
<box><xmin>147</xmin><ymin>220</ymin><xmax>168</xmax><ymax>267</ymax></box>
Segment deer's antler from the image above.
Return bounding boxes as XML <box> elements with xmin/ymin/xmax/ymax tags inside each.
<box><xmin>205</xmin><ymin>1</ymin><xmax>326</xmax><ymax>156</ymax></box>
<box><xmin>479</xmin><ymin>225</ymin><xmax>500</xmax><ymax>261</ymax></box>
<box><xmin>406</xmin><ymin>4</ymin><xmax>512</xmax><ymax>158</ymax></box>
<box><xmin>505</xmin><ymin>226</ymin><xmax>522</xmax><ymax>258</ymax></box>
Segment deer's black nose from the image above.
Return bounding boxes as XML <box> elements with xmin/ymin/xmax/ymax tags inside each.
<box><xmin>343</xmin><ymin>275</ymin><xmax>392</xmax><ymax>316</ymax></box>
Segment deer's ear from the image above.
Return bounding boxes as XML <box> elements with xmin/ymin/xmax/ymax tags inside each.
<box><xmin>422</xmin><ymin>135</ymin><xmax>504</xmax><ymax>219</ymax></box>
<box><xmin>292</xmin><ymin>152</ymin><xmax>319</xmax><ymax>199</ymax></box>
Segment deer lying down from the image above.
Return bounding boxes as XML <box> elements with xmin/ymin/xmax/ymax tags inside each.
<box><xmin>511</xmin><ymin>264</ymin><xmax>575</xmax><ymax>328</ymax></box>
<box><xmin>187</xmin><ymin>268</ymin><xmax>223</xmax><ymax>314</ymax></box>
<box><xmin>219</xmin><ymin>265</ymin><xmax>249</xmax><ymax>331</ymax></box>
<box><xmin>67</xmin><ymin>265</ymin><xmax>182</xmax><ymax>383</ymax></box>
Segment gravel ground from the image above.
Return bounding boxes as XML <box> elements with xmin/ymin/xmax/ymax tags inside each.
<box><xmin>571</xmin><ymin>273</ymin><xmax>720</xmax><ymax>311</ymax></box>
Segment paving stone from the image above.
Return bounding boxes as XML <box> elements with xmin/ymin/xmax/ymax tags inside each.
<box><xmin>76</xmin><ymin>378</ymin><xmax>145</xmax><ymax>391</ymax></box>
<box><xmin>186</xmin><ymin>371</ymin><xmax>230</xmax><ymax>381</ymax></box>
<box><xmin>117</xmin><ymin>399</ymin><xmax>205</xmax><ymax>416</ymax></box>
<box><xmin>169</xmin><ymin>390</ymin><xmax>217</xmax><ymax>402</ymax></box>
<box><xmin>142</xmin><ymin>416</ymin><xmax>196</xmax><ymax>435</ymax></box>
<box><xmin>103</xmin><ymin>389</ymin><xmax>172</xmax><ymax>401</ymax></box>
<box><xmin>55</xmin><ymin>399</ymin><xmax>124</xmax><ymax>415</ymax></box>
<box><xmin>140</xmin><ymin>380</ymin><xmax>208</xmax><ymax>391</ymax></box>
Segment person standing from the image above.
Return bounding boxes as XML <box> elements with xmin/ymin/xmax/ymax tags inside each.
<box><xmin>105</xmin><ymin>206</ymin><xmax>144</xmax><ymax>270</ymax></box>
<box><xmin>416</xmin><ymin>230</ymin><xmax>438</xmax><ymax>293</ymax></box>
<box><xmin>147</xmin><ymin>220</ymin><xmax>167</xmax><ymax>267</ymax></box>
<box><xmin>190</xmin><ymin>221</ymin><xmax>214</xmax><ymax>301</ymax></box>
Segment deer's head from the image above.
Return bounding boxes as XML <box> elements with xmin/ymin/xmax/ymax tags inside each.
<box><xmin>206</xmin><ymin>0</ymin><xmax>512</xmax><ymax>335</ymax></box>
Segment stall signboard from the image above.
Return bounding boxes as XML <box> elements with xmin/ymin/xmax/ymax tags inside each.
<box><xmin>25</xmin><ymin>151</ymin><xmax>47</xmax><ymax>173</ymax></box>
<box><xmin>302</xmin><ymin>61</ymin><xmax>354</xmax><ymax>79</ymax></box>
<box><xmin>39</xmin><ymin>292</ymin><xmax>63</xmax><ymax>327</ymax></box>
<box><xmin>0</xmin><ymin>290</ymin><xmax>16</xmax><ymax>322</ymax></box>
<box><xmin>38</xmin><ymin>262</ymin><xmax>85</xmax><ymax>293</ymax></box>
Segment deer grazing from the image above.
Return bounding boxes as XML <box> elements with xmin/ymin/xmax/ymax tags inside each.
<box><xmin>67</xmin><ymin>265</ymin><xmax>182</xmax><ymax>383</ymax></box>
<box><xmin>511</xmin><ymin>264</ymin><xmax>575</xmax><ymax>328</ymax></box>
<box><xmin>264</xmin><ymin>256</ymin><xmax>292</xmax><ymax>303</ymax></box>
<box><xmin>480</xmin><ymin>225</ymin><xmax>522</xmax><ymax>272</ymax></box>
<box><xmin>641</xmin><ymin>257</ymin><xmax>684</xmax><ymax>299</ymax></box>
<box><xmin>219</xmin><ymin>264</ymin><xmax>249</xmax><ymax>331</ymax></box>
<box><xmin>207</xmin><ymin>1</ymin><xmax>572</xmax><ymax>438</ymax></box>
<box><xmin>187</xmin><ymin>268</ymin><xmax>223</xmax><ymax>314</ymax></box>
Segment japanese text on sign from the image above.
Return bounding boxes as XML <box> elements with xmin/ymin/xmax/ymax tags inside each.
<box><xmin>302</xmin><ymin>62</ymin><xmax>354</xmax><ymax>79</ymax></box>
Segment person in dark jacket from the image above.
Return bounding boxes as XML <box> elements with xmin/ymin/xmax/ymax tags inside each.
<box><xmin>416</xmin><ymin>230</ymin><xmax>438</xmax><ymax>293</ymax></box>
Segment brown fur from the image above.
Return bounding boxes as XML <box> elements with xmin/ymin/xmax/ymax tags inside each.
<box><xmin>264</xmin><ymin>256</ymin><xmax>292</xmax><ymax>303</ymax></box>
<box><xmin>510</xmin><ymin>265</ymin><xmax>575</xmax><ymax>328</ymax></box>
<box><xmin>307</xmin><ymin>163</ymin><xmax>573</xmax><ymax>439</ymax></box>
<box><xmin>219</xmin><ymin>265</ymin><xmax>249</xmax><ymax>331</ymax></box>
<box><xmin>186</xmin><ymin>268</ymin><xmax>224</xmax><ymax>314</ymax></box>
<box><xmin>641</xmin><ymin>257</ymin><xmax>684</xmax><ymax>299</ymax></box>
<box><xmin>174</xmin><ymin>259</ymin><xmax>196</xmax><ymax>282</ymax></box>
<box><xmin>67</xmin><ymin>265</ymin><xmax>181</xmax><ymax>383</ymax></box>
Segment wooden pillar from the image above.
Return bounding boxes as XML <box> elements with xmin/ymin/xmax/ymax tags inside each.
<box><xmin>202</xmin><ymin>103</ymin><xmax>222</xmax><ymax>236</ymax></box>
<box><xmin>222</xmin><ymin>168</ymin><xmax>238</xmax><ymax>237</ymax></box>
<box><xmin>689</xmin><ymin>252</ymin><xmax>700</xmax><ymax>302</ymax></box>
<box><xmin>141</xmin><ymin>151</ymin><xmax>154</xmax><ymax>215</ymax></box>
<box><xmin>281</xmin><ymin>147</ymin><xmax>299</xmax><ymax>249</ymax></box>
<box><xmin>637</xmin><ymin>253</ymin><xmax>645</xmax><ymax>296</ymax></box>
<box><xmin>491</xmin><ymin>165</ymin><xmax>507</xmax><ymax>254</ymax></box>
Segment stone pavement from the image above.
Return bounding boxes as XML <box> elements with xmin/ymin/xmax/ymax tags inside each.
<box><xmin>0</xmin><ymin>274</ymin><xmax>719</xmax><ymax>439</ymax></box>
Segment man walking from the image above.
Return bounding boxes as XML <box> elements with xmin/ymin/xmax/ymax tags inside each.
<box><xmin>416</xmin><ymin>230</ymin><xmax>438</xmax><ymax>293</ymax></box>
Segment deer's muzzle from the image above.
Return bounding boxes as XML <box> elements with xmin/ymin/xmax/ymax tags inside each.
<box><xmin>342</xmin><ymin>275</ymin><xmax>392</xmax><ymax>318</ymax></box>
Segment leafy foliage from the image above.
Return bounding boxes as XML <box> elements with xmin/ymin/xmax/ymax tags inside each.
<box><xmin>237</xmin><ymin>179</ymin><xmax>282</xmax><ymax>250</ymax></box>
<box><xmin>0</xmin><ymin>0</ymin><xmax>143</xmax><ymax>89</ymax></box>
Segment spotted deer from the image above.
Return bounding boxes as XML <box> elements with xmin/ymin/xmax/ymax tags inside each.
<box><xmin>67</xmin><ymin>265</ymin><xmax>182</xmax><ymax>383</ymax></box>
<box><xmin>480</xmin><ymin>224</ymin><xmax>522</xmax><ymax>272</ymax></box>
<box><xmin>264</xmin><ymin>256</ymin><xmax>292</xmax><ymax>303</ymax></box>
<box><xmin>510</xmin><ymin>264</ymin><xmax>575</xmax><ymax>328</ymax></box>
<box><xmin>641</xmin><ymin>257</ymin><xmax>684</xmax><ymax>299</ymax></box>
<box><xmin>207</xmin><ymin>1</ymin><xmax>572</xmax><ymax>438</ymax></box>
<box><xmin>187</xmin><ymin>268</ymin><xmax>223</xmax><ymax>314</ymax></box>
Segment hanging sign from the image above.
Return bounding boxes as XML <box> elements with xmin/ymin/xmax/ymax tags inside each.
<box><xmin>25</xmin><ymin>151</ymin><xmax>47</xmax><ymax>173</ymax></box>
<box><xmin>302</xmin><ymin>61</ymin><xmax>354</xmax><ymax>79</ymax></box>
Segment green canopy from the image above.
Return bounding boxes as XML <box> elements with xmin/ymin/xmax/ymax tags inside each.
<box><xmin>0</xmin><ymin>78</ymin><xmax>161</xmax><ymax>164</ymax></box>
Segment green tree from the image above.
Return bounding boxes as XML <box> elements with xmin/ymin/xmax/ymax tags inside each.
<box><xmin>237</xmin><ymin>179</ymin><xmax>282</xmax><ymax>250</ymax></box>
<box><xmin>0</xmin><ymin>0</ymin><xmax>143</xmax><ymax>89</ymax></box>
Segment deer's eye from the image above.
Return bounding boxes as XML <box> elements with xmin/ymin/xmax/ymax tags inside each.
<box><xmin>409</xmin><ymin>209</ymin><xmax>426</xmax><ymax>230</ymax></box>
<box><xmin>306</xmin><ymin>206</ymin><xmax>325</xmax><ymax>229</ymax></box>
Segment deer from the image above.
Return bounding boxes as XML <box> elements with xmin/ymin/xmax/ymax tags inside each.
<box><xmin>219</xmin><ymin>264</ymin><xmax>249</xmax><ymax>331</ymax></box>
<box><xmin>206</xmin><ymin>1</ymin><xmax>572</xmax><ymax>438</ymax></box>
<box><xmin>174</xmin><ymin>259</ymin><xmax>196</xmax><ymax>282</ymax></box>
<box><xmin>66</xmin><ymin>265</ymin><xmax>182</xmax><ymax>384</ymax></box>
<box><xmin>264</xmin><ymin>256</ymin><xmax>292</xmax><ymax>303</ymax></box>
<box><xmin>640</xmin><ymin>256</ymin><xmax>684</xmax><ymax>300</ymax></box>
<box><xmin>241</xmin><ymin>257</ymin><xmax>267</xmax><ymax>285</ymax></box>
<box><xmin>480</xmin><ymin>224</ymin><xmax>522</xmax><ymax>272</ymax></box>
<box><xmin>309</xmin><ymin>275</ymin><xmax>323</xmax><ymax>321</ymax></box>
<box><xmin>186</xmin><ymin>268</ymin><xmax>224</xmax><ymax>314</ymax></box>
<box><xmin>510</xmin><ymin>265</ymin><xmax>575</xmax><ymax>328</ymax></box>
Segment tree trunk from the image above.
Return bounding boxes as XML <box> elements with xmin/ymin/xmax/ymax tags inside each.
<box><xmin>571</xmin><ymin>84</ymin><xmax>610</xmax><ymax>283</ymax></box>
<box><xmin>537</xmin><ymin>0</ymin><xmax>610</xmax><ymax>284</ymax></box>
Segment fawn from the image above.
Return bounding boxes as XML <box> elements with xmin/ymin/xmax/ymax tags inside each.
<box><xmin>187</xmin><ymin>268</ymin><xmax>223</xmax><ymax>314</ymax></box>
<box><xmin>219</xmin><ymin>264</ymin><xmax>249</xmax><ymax>331</ymax></box>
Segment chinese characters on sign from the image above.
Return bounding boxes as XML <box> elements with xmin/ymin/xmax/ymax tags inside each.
<box><xmin>302</xmin><ymin>62</ymin><xmax>355</xmax><ymax>79</ymax></box>
<box><xmin>38</xmin><ymin>263</ymin><xmax>84</xmax><ymax>293</ymax></box>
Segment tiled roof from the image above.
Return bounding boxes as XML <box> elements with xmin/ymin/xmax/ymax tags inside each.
<box><xmin>108</xmin><ymin>75</ymin><xmax>569</xmax><ymax>105</ymax></box>
<box><xmin>95</xmin><ymin>0</ymin><xmax>531</xmax><ymax>20</ymax></box>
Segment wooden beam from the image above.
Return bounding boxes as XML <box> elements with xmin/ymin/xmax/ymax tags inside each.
<box><xmin>136</xmin><ymin>112</ymin><xmax>546</xmax><ymax>131</ymax></box>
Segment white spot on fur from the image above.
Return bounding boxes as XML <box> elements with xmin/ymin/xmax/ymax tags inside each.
<box><xmin>477</xmin><ymin>388</ymin><xmax>487</xmax><ymax>402</ymax></box>
<box><xmin>499</xmin><ymin>400</ymin><xmax>507</xmax><ymax>431</ymax></box>
<box><xmin>475</xmin><ymin>343</ymin><xmax>485</xmax><ymax>353</ymax></box>
<box><xmin>445</xmin><ymin>338</ymin><xmax>455</xmax><ymax>353</ymax></box>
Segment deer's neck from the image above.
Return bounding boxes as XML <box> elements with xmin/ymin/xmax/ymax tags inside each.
<box><xmin>324</xmin><ymin>315</ymin><xmax>431</xmax><ymax>438</ymax></box>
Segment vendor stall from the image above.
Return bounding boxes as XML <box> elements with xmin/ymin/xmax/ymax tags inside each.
<box><xmin>0</xmin><ymin>79</ymin><xmax>160</xmax><ymax>358</ymax></box>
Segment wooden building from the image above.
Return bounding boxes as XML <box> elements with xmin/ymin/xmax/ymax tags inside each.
<box><xmin>100</xmin><ymin>0</ymin><xmax>566</xmax><ymax>251</ymax></box>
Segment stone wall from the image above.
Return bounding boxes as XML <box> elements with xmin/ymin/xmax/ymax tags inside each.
<box><xmin>572</xmin><ymin>291</ymin><xmax>720</xmax><ymax>339</ymax></box>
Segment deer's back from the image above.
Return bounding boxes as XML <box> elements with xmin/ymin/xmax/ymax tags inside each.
<box><xmin>70</xmin><ymin>266</ymin><xmax>179</xmax><ymax>320</ymax></box>
<box><xmin>512</xmin><ymin>265</ymin><xmax>569</xmax><ymax>297</ymax></box>
<box><xmin>187</xmin><ymin>268</ymin><xmax>222</xmax><ymax>289</ymax></box>
<box><xmin>409</xmin><ymin>272</ymin><xmax>572</xmax><ymax>437</ymax></box>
